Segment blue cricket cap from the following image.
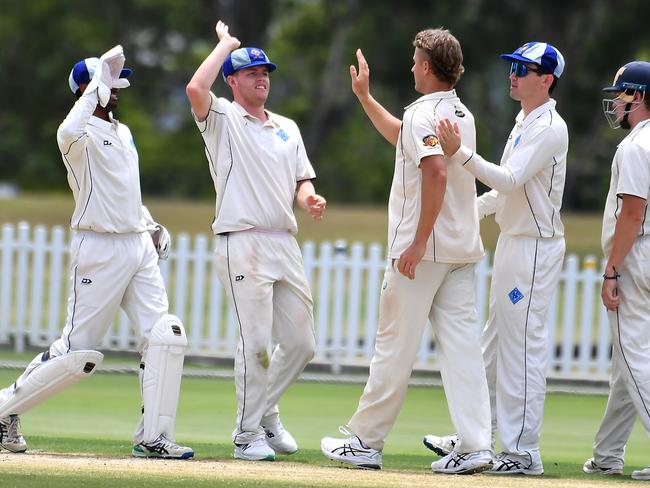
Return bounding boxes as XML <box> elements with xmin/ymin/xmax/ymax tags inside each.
<box><xmin>222</xmin><ymin>47</ymin><xmax>277</xmax><ymax>81</ymax></box>
<box><xmin>68</xmin><ymin>57</ymin><xmax>132</xmax><ymax>94</ymax></box>
<box><xmin>500</xmin><ymin>42</ymin><xmax>565</xmax><ymax>78</ymax></box>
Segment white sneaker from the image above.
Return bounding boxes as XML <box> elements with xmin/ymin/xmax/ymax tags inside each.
<box><xmin>632</xmin><ymin>466</ymin><xmax>650</xmax><ymax>480</ymax></box>
<box><xmin>132</xmin><ymin>433</ymin><xmax>194</xmax><ymax>459</ymax></box>
<box><xmin>423</xmin><ymin>433</ymin><xmax>457</xmax><ymax>457</ymax></box>
<box><xmin>0</xmin><ymin>415</ymin><xmax>27</xmax><ymax>453</ymax></box>
<box><xmin>430</xmin><ymin>450</ymin><xmax>493</xmax><ymax>475</ymax></box>
<box><xmin>582</xmin><ymin>458</ymin><xmax>623</xmax><ymax>476</ymax></box>
<box><xmin>320</xmin><ymin>426</ymin><xmax>382</xmax><ymax>470</ymax></box>
<box><xmin>234</xmin><ymin>436</ymin><xmax>275</xmax><ymax>461</ymax></box>
<box><xmin>490</xmin><ymin>451</ymin><xmax>543</xmax><ymax>475</ymax></box>
<box><xmin>263</xmin><ymin>421</ymin><xmax>298</xmax><ymax>454</ymax></box>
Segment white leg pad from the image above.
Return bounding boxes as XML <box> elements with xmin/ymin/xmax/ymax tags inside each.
<box><xmin>142</xmin><ymin>314</ymin><xmax>187</xmax><ymax>442</ymax></box>
<box><xmin>0</xmin><ymin>350</ymin><xmax>103</xmax><ymax>418</ymax></box>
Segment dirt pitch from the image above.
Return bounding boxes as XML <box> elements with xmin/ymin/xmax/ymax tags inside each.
<box><xmin>0</xmin><ymin>452</ymin><xmax>633</xmax><ymax>487</ymax></box>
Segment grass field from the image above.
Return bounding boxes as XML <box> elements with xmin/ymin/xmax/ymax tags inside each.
<box><xmin>2</xmin><ymin>193</ymin><xmax>604</xmax><ymax>256</ymax></box>
<box><xmin>0</xmin><ymin>367</ymin><xmax>647</xmax><ymax>487</ymax></box>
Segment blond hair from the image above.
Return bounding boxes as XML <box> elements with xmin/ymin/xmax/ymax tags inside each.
<box><xmin>413</xmin><ymin>28</ymin><xmax>464</xmax><ymax>86</ymax></box>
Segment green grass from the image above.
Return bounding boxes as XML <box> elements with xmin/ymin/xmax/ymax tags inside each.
<box><xmin>0</xmin><ymin>369</ymin><xmax>647</xmax><ymax>481</ymax></box>
<box><xmin>2</xmin><ymin>193</ymin><xmax>604</xmax><ymax>255</ymax></box>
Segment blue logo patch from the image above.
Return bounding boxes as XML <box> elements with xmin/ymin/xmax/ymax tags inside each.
<box><xmin>514</xmin><ymin>135</ymin><xmax>522</xmax><ymax>147</ymax></box>
<box><xmin>276</xmin><ymin>129</ymin><xmax>289</xmax><ymax>142</ymax></box>
<box><xmin>508</xmin><ymin>287</ymin><xmax>524</xmax><ymax>304</ymax></box>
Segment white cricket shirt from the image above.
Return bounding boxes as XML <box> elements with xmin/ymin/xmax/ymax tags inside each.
<box><xmin>56</xmin><ymin>90</ymin><xmax>147</xmax><ymax>233</ymax></box>
<box><xmin>601</xmin><ymin>119</ymin><xmax>650</xmax><ymax>256</ymax></box>
<box><xmin>387</xmin><ymin>90</ymin><xmax>483</xmax><ymax>263</ymax></box>
<box><xmin>452</xmin><ymin>99</ymin><xmax>568</xmax><ymax>239</ymax></box>
<box><xmin>194</xmin><ymin>92</ymin><xmax>315</xmax><ymax>235</ymax></box>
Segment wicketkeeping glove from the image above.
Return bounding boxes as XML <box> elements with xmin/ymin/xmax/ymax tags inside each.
<box><xmin>152</xmin><ymin>224</ymin><xmax>171</xmax><ymax>260</ymax></box>
<box><xmin>85</xmin><ymin>45</ymin><xmax>130</xmax><ymax>108</ymax></box>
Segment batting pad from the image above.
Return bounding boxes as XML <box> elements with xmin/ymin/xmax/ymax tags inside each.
<box><xmin>142</xmin><ymin>314</ymin><xmax>187</xmax><ymax>442</ymax></box>
<box><xmin>0</xmin><ymin>350</ymin><xmax>103</xmax><ymax>418</ymax></box>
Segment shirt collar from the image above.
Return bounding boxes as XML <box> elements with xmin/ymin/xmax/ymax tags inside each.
<box><xmin>516</xmin><ymin>99</ymin><xmax>557</xmax><ymax>127</ymax></box>
<box><xmin>232</xmin><ymin>101</ymin><xmax>280</xmax><ymax>128</ymax></box>
<box><xmin>626</xmin><ymin>118</ymin><xmax>650</xmax><ymax>140</ymax></box>
<box><xmin>404</xmin><ymin>89</ymin><xmax>457</xmax><ymax>110</ymax></box>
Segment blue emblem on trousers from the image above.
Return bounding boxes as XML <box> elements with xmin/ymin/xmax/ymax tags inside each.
<box><xmin>277</xmin><ymin>129</ymin><xmax>289</xmax><ymax>141</ymax></box>
<box><xmin>508</xmin><ymin>287</ymin><xmax>524</xmax><ymax>304</ymax></box>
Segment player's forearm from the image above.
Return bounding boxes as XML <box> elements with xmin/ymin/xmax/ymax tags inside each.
<box><xmin>56</xmin><ymin>92</ymin><xmax>98</xmax><ymax>150</ymax></box>
<box><xmin>186</xmin><ymin>39</ymin><xmax>236</xmax><ymax>116</ymax></box>
<box><xmin>355</xmin><ymin>94</ymin><xmax>401</xmax><ymax>146</ymax></box>
<box><xmin>414</xmin><ymin>160</ymin><xmax>446</xmax><ymax>245</ymax></box>
<box><xmin>451</xmin><ymin>146</ymin><xmax>517</xmax><ymax>192</ymax></box>
<box><xmin>605</xmin><ymin>199</ymin><xmax>646</xmax><ymax>274</ymax></box>
<box><xmin>295</xmin><ymin>180</ymin><xmax>316</xmax><ymax>209</ymax></box>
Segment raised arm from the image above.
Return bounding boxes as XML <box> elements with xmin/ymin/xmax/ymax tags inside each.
<box><xmin>350</xmin><ymin>49</ymin><xmax>401</xmax><ymax>146</ymax></box>
<box><xmin>186</xmin><ymin>20</ymin><xmax>241</xmax><ymax>121</ymax></box>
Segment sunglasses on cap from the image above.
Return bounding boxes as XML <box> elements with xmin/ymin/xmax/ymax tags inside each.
<box><xmin>509</xmin><ymin>62</ymin><xmax>545</xmax><ymax>77</ymax></box>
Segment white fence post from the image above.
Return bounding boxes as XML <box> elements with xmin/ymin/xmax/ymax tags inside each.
<box><xmin>0</xmin><ymin>224</ymin><xmax>14</xmax><ymax>344</ymax></box>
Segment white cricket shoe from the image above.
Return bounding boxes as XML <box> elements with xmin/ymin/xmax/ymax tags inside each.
<box><xmin>234</xmin><ymin>436</ymin><xmax>275</xmax><ymax>461</ymax></box>
<box><xmin>263</xmin><ymin>421</ymin><xmax>298</xmax><ymax>454</ymax></box>
<box><xmin>0</xmin><ymin>415</ymin><xmax>27</xmax><ymax>453</ymax></box>
<box><xmin>582</xmin><ymin>457</ymin><xmax>623</xmax><ymax>476</ymax></box>
<box><xmin>423</xmin><ymin>433</ymin><xmax>457</xmax><ymax>457</ymax></box>
<box><xmin>632</xmin><ymin>466</ymin><xmax>650</xmax><ymax>480</ymax></box>
<box><xmin>132</xmin><ymin>433</ymin><xmax>194</xmax><ymax>459</ymax></box>
<box><xmin>320</xmin><ymin>426</ymin><xmax>382</xmax><ymax>470</ymax></box>
<box><xmin>430</xmin><ymin>450</ymin><xmax>493</xmax><ymax>474</ymax></box>
<box><xmin>490</xmin><ymin>451</ymin><xmax>543</xmax><ymax>475</ymax></box>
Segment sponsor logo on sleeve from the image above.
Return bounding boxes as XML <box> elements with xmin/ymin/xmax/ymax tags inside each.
<box><xmin>422</xmin><ymin>134</ymin><xmax>439</xmax><ymax>147</ymax></box>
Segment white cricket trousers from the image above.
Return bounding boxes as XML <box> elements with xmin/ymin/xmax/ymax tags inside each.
<box><xmin>483</xmin><ymin>234</ymin><xmax>564</xmax><ymax>455</ymax></box>
<box><xmin>348</xmin><ymin>260</ymin><xmax>491</xmax><ymax>452</ymax></box>
<box><xmin>214</xmin><ymin>230</ymin><xmax>316</xmax><ymax>445</ymax></box>
<box><xmin>50</xmin><ymin>230</ymin><xmax>168</xmax><ymax>356</ymax></box>
<box><xmin>591</xmin><ymin>237</ymin><xmax>650</xmax><ymax>469</ymax></box>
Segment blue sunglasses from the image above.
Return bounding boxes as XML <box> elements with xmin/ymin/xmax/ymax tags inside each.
<box><xmin>510</xmin><ymin>62</ymin><xmax>544</xmax><ymax>77</ymax></box>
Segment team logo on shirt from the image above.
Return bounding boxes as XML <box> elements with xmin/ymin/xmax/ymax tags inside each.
<box><xmin>454</xmin><ymin>108</ymin><xmax>466</xmax><ymax>118</ymax></box>
<box><xmin>508</xmin><ymin>287</ymin><xmax>524</xmax><ymax>304</ymax></box>
<box><xmin>276</xmin><ymin>129</ymin><xmax>289</xmax><ymax>142</ymax></box>
<box><xmin>514</xmin><ymin>135</ymin><xmax>522</xmax><ymax>147</ymax></box>
<box><xmin>422</xmin><ymin>134</ymin><xmax>439</xmax><ymax>147</ymax></box>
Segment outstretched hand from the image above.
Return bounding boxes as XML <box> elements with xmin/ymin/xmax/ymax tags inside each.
<box><xmin>350</xmin><ymin>49</ymin><xmax>370</xmax><ymax>100</ymax></box>
<box><xmin>216</xmin><ymin>20</ymin><xmax>241</xmax><ymax>50</ymax></box>
<box><xmin>436</xmin><ymin>118</ymin><xmax>461</xmax><ymax>157</ymax></box>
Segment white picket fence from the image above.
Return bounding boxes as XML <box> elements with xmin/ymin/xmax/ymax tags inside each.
<box><xmin>0</xmin><ymin>222</ymin><xmax>611</xmax><ymax>378</ymax></box>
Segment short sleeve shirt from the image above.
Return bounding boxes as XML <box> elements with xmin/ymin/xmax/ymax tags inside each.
<box><xmin>387</xmin><ymin>90</ymin><xmax>483</xmax><ymax>263</ymax></box>
<box><xmin>194</xmin><ymin>92</ymin><xmax>315</xmax><ymax>235</ymax></box>
<box><xmin>601</xmin><ymin>119</ymin><xmax>650</xmax><ymax>256</ymax></box>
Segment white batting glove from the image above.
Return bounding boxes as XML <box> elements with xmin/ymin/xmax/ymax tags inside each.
<box><xmin>101</xmin><ymin>45</ymin><xmax>130</xmax><ymax>90</ymax></box>
<box><xmin>152</xmin><ymin>224</ymin><xmax>171</xmax><ymax>260</ymax></box>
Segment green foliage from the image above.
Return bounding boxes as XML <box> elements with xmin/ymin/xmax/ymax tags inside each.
<box><xmin>1</xmin><ymin>0</ymin><xmax>650</xmax><ymax>208</ymax></box>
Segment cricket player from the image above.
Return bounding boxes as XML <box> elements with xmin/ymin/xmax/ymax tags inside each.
<box><xmin>0</xmin><ymin>46</ymin><xmax>193</xmax><ymax>460</ymax></box>
<box><xmin>425</xmin><ymin>42</ymin><xmax>568</xmax><ymax>475</ymax></box>
<box><xmin>186</xmin><ymin>21</ymin><xmax>326</xmax><ymax>462</ymax></box>
<box><xmin>582</xmin><ymin>61</ymin><xmax>650</xmax><ymax>481</ymax></box>
<box><xmin>320</xmin><ymin>28</ymin><xmax>493</xmax><ymax>474</ymax></box>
